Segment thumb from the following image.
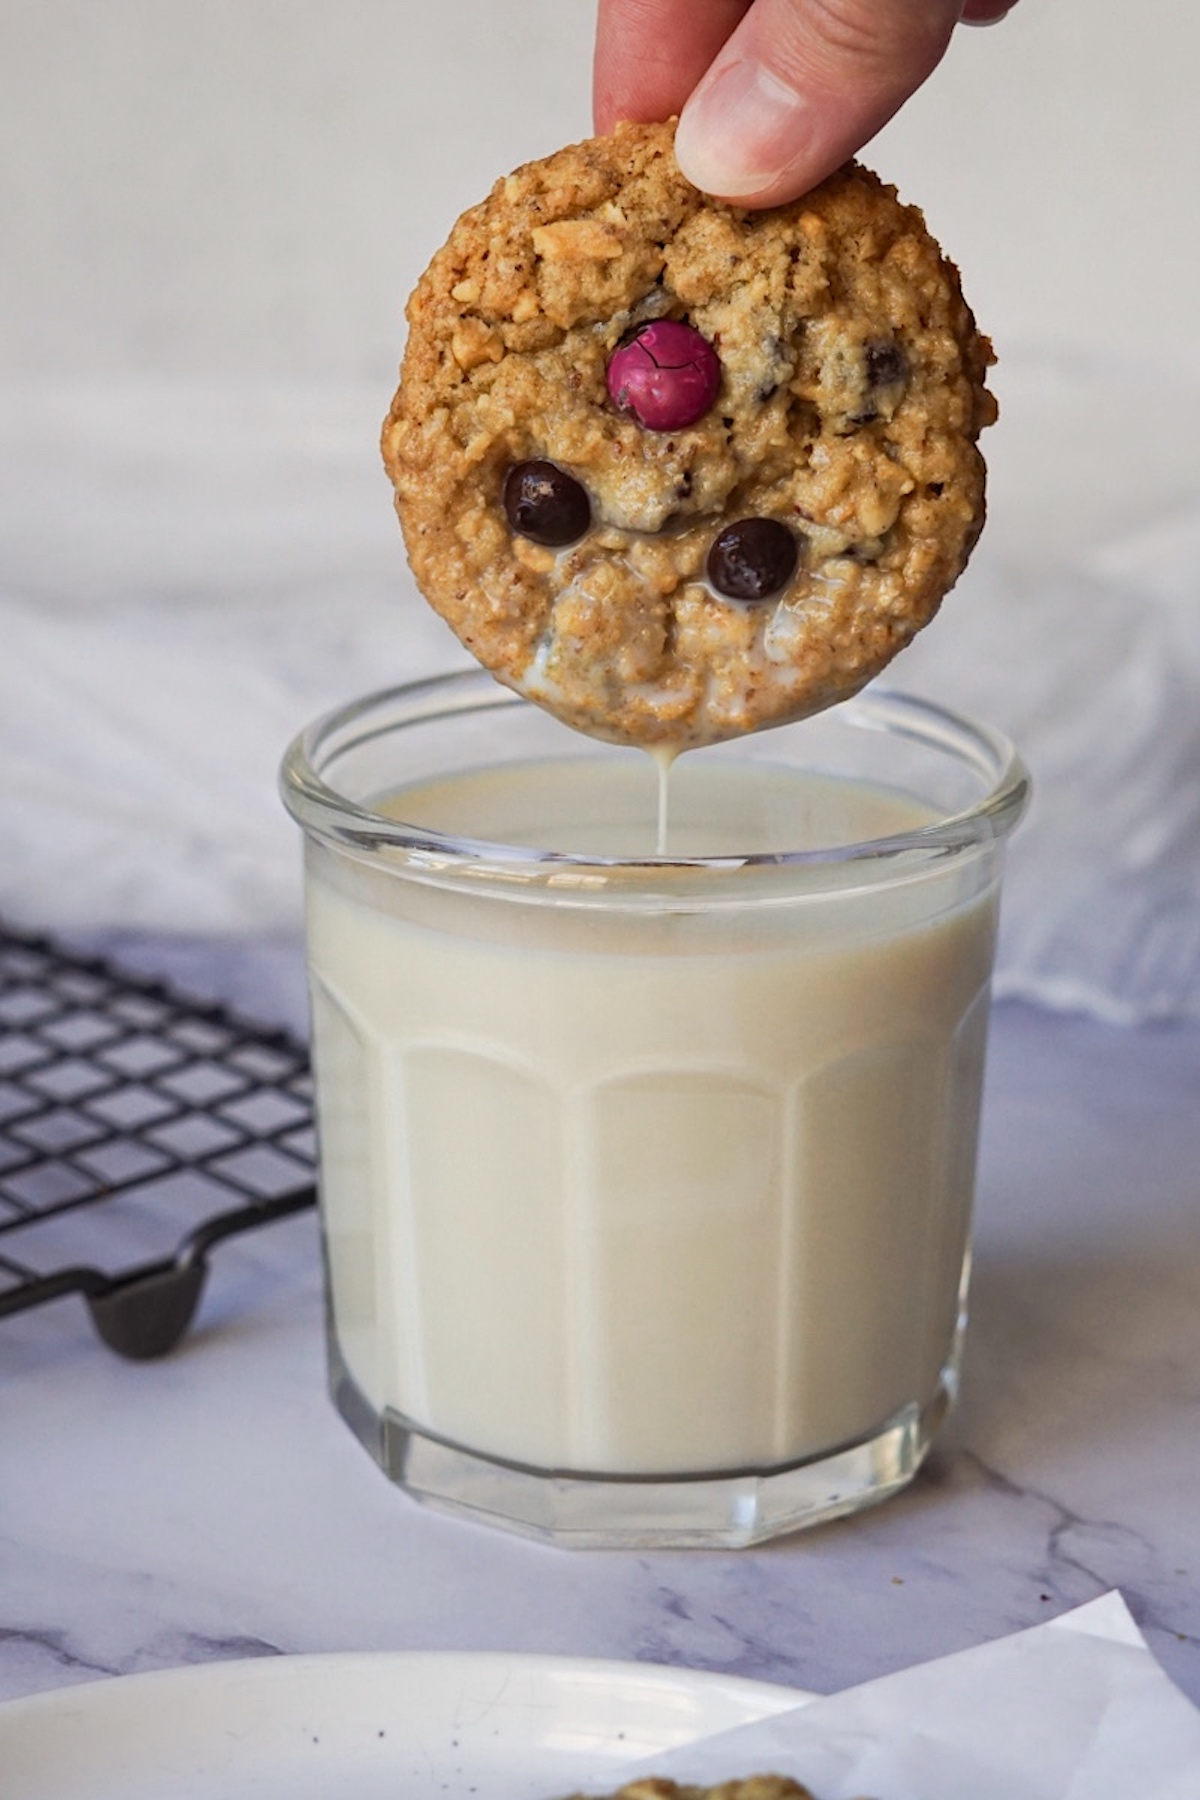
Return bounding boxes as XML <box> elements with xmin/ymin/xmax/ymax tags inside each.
<box><xmin>674</xmin><ymin>0</ymin><xmax>965</xmax><ymax>206</ymax></box>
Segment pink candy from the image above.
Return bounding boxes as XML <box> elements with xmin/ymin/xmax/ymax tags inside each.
<box><xmin>606</xmin><ymin>321</ymin><xmax>721</xmax><ymax>432</ymax></box>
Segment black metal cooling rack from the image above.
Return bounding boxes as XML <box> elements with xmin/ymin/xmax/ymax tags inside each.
<box><xmin>0</xmin><ymin>926</ymin><xmax>316</xmax><ymax>1359</ymax></box>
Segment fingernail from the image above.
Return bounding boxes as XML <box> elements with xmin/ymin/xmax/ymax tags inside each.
<box><xmin>675</xmin><ymin>58</ymin><xmax>809</xmax><ymax>201</ymax></box>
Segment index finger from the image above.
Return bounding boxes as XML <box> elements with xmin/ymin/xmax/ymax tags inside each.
<box><xmin>593</xmin><ymin>0</ymin><xmax>752</xmax><ymax>134</ymax></box>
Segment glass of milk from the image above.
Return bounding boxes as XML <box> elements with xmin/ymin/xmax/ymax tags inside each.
<box><xmin>281</xmin><ymin>671</ymin><xmax>1027</xmax><ymax>1547</ymax></box>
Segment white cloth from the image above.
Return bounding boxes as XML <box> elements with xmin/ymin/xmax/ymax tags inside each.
<box><xmin>1</xmin><ymin>358</ymin><xmax>1197</xmax><ymax>1023</ymax></box>
<box><xmin>899</xmin><ymin>352</ymin><xmax>1200</xmax><ymax>1022</ymax></box>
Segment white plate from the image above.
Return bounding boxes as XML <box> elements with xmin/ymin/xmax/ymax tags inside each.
<box><xmin>0</xmin><ymin>1650</ymin><xmax>812</xmax><ymax>1800</ymax></box>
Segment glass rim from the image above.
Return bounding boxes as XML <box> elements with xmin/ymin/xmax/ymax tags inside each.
<box><xmin>279</xmin><ymin>669</ymin><xmax>1029</xmax><ymax>876</ymax></box>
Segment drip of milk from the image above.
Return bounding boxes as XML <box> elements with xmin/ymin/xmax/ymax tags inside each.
<box><xmin>650</xmin><ymin>744</ymin><xmax>677</xmax><ymax>856</ymax></box>
<box><xmin>303</xmin><ymin>754</ymin><xmax>999</xmax><ymax>1477</ymax></box>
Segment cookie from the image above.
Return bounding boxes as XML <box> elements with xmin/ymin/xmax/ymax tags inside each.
<box><xmin>382</xmin><ymin>122</ymin><xmax>995</xmax><ymax>749</ymax></box>
<box><xmin>564</xmin><ymin>1778</ymin><xmax>816</xmax><ymax>1800</ymax></box>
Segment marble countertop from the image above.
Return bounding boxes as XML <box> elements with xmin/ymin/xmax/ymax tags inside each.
<box><xmin>2</xmin><ymin>937</ymin><xmax>1197</xmax><ymax>1714</ymax></box>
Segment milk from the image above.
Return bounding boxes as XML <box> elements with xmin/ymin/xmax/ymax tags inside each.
<box><xmin>302</xmin><ymin>754</ymin><xmax>999</xmax><ymax>1478</ymax></box>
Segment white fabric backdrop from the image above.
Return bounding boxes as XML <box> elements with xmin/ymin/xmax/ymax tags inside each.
<box><xmin>2</xmin><ymin>1</ymin><xmax>1199</xmax><ymax>1023</ymax></box>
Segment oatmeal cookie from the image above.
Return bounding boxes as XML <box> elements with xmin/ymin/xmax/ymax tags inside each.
<box><xmin>383</xmin><ymin>121</ymin><xmax>995</xmax><ymax>749</ymax></box>
<box><xmin>564</xmin><ymin>1778</ymin><xmax>816</xmax><ymax>1800</ymax></box>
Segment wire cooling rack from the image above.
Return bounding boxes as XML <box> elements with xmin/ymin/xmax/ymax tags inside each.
<box><xmin>0</xmin><ymin>926</ymin><xmax>316</xmax><ymax>1359</ymax></box>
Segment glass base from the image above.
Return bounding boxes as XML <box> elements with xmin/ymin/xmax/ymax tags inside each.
<box><xmin>328</xmin><ymin>1336</ymin><xmax>954</xmax><ymax>1549</ymax></box>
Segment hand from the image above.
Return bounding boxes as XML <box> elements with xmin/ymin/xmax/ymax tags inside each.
<box><xmin>594</xmin><ymin>0</ymin><xmax>1017</xmax><ymax>207</ymax></box>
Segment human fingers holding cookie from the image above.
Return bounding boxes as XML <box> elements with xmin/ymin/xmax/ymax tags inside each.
<box><xmin>383</xmin><ymin>121</ymin><xmax>995</xmax><ymax>750</ymax></box>
<box><xmin>383</xmin><ymin>6</ymin><xmax>1005</xmax><ymax>751</ymax></box>
<box><xmin>594</xmin><ymin>0</ymin><xmax>1019</xmax><ymax>208</ymax></box>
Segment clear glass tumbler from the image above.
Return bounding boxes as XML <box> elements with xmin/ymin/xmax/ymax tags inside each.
<box><xmin>280</xmin><ymin>671</ymin><xmax>1028</xmax><ymax>1548</ymax></box>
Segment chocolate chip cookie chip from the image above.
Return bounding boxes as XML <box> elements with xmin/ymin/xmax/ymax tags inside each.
<box><xmin>382</xmin><ymin>121</ymin><xmax>995</xmax><ymax>749</ymax></box>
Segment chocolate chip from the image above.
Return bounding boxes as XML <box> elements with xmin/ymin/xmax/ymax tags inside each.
<box><xmin>865</xmin><ymin>341</ymin><xmax>908</xmax><ymax>390</ymax></box>
<box><xmin>846</xmin><ymin>341</ymin><xmax>910</xmax><ymax>427</ymax></box>
<box><xmin>503</xmin><ymin>460</ymin><xmax>590</xmax><ymax>547</ymax></box>
<box><xmin>707</xmin><ymin>519</ymin><xmax>799</xmax><ymax>602</ymax></box>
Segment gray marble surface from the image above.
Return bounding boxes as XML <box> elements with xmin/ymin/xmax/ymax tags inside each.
<box><xmin>1</xmin><ymin>935</ymin><xmax>1197</xmax><ymax>1712</ymax></box>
